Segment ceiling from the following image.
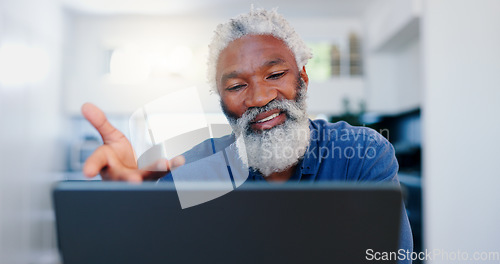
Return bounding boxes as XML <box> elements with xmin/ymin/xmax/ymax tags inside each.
<box><xmin>62</xmin><ymin>0</ymin><xmax>373</xmax><ymax>19</ymax></box>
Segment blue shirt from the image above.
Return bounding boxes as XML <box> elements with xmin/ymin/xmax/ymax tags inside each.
<box><xmin>159</xmin><ymin>119</ymin><xmax>413</xmax><ymax>261</ymax></box>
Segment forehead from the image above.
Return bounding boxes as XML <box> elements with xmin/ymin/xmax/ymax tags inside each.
<box><xmin>216</xmin><ymin>35</ymin><xmax>297</xmax><ymax>79</ymax></box>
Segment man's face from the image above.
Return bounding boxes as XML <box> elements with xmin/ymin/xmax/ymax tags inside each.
<box><xmin>215</xmin><ymin>34</ymin><xmax>311</xmax><ymax>177</ymax></box>
<box><xmin>216</xmin><ymin>34</ymin><xmax>309</xmax><ymax>132</ymax></box>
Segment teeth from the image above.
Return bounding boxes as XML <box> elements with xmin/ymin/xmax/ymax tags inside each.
<box><xmin>256</xmin><ymin>113</ymin><xmax>280</xmax><ymax>123</ymax></box>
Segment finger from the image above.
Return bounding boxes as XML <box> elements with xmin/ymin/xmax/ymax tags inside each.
<box><xmin>83</xmin><ymin>145</ymin><xmax>127</xmax><ymax>180</ymax></box>
<box><xmin>115</xmin><ymin>168</ymin><xmax>143</xmax><ymax>182</ymax></box>
<box><xmin>97</xmin><ymin>158</ymin><xmax>144</xmax><ymax>182</ymax></box>
<box><xmin>83</xmin><ymin>145</ymin><xmax>110</xmax><ymax>178</ymax></box>
<box><xmin>137</xmin><ymin>159</ymin><xmax>170</xmax><ymax>181</ymax></box>
<box><xmin>101</xmin><ymin>166</ymin><xmax>143</xmax><ymax>182</ymax></box>
<box><xmin>144</xmin><ymin>155</ymin><xmax>185</xmax><ymax>172</ymax></box>
<box><xmin>83</xmin><ymin>145</ymin><xmax>144</xmax><ymax>182</ymax></box>
<box><xmin>169</xmin><ymin>155</ymin><xmax>186</xmax><ymax>170</ymax></box>
<box><xmin>139</xmin><ymin>155</ymin><xmax>186</xmax><ymax>181</ymax></box>
<box><xmin>81</xmin><ymin>103</ymin><xmax>126</xmax><ymax>144</ymax></box>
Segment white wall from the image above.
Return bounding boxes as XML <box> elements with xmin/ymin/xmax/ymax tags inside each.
<box><xmin>64</xmin><ymin>14</ymin><xmax>365</xmax><ymax>116</ymax></box>
<box><xmin>393</xmin><ymin>38</ymin><xmax>421</xmax><ymax>113</ymax></box>
<box><xmin>0</xmin><ymin>0</ymin><xmax>65</xmax><ymax>263</ymax></box>
<box><xmin>422</xmin><ymin>0</ymin><xmax>500</xmax><ymax>262</ymax></box>
<box><xmin>364</xmin><ymin>43</ymin><xmax>422</xmax><ymax>114</ymax></box>
<box><xmin>363</xmin><ymin>0</ymin><xmax>422</xmax><ymax>115</ymax></box>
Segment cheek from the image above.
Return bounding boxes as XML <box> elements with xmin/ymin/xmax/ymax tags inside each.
<box><xmin>276</xmin><ymin>76</ymin><xmax>299</xmax><ymax>100</ymax></box>
<box><xmin>221</xmin><ymin>94</ymin><xmax>246</xmax><ymax>117</ymax></box>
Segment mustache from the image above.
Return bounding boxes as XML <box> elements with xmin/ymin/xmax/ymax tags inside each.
<box><xmin>234</xmin><ymin>92</ymin><xmax>306</xmax><ymax>136</ymax></box>
<box><xmin>237</xmin><ymin>99</ymin><xmax>298</xmax><ymax>130</ymax></box>
<box><xmin>221</xmin><ymin>76</ymin><xmax>307</xmax><ymax>130</ymax></box>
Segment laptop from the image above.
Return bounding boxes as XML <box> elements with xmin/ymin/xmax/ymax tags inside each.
<box><xmin>53</xmin><ymin>181</ymin><xmax>402</xmax><ymax>264</ymax></box>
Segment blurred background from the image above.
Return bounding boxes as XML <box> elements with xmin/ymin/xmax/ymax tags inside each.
<box><xmin>0</xmin><ymin>0</ymin><xmax>499</xmax><ymax>263</ymax></box>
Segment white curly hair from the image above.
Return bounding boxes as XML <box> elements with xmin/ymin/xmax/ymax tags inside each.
<box><xmin>207</xmin><ymin>7</ymin><xmax>313</xmax><ymax>92</ymax></box>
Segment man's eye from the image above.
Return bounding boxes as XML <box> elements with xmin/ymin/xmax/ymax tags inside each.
<box><xmin>227</xmin><ymin>84</ymin><xmax>246</xmax><ymax>91</ymax></box>
<box><xmin>267</xmin><ymin>71</ymin><xmax>287</xmax><ymax>80</ymax></box>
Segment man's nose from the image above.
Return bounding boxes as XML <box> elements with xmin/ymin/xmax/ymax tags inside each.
<box><xmin>244</xmin><ymin>81</ymin><xmax>277</xmax><ymax>108</ymax></box>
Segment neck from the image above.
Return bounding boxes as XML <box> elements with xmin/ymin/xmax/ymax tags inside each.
<box><xmin>264</xmin><ymin>165</ymin><xmax>297</xmax><ymax>182</ymax></box>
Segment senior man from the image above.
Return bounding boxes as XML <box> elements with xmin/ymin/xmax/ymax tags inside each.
<box><xmin>81</xmin><ymin>8</ymin><xmax>413</xmax><ymax>260</ymax></box>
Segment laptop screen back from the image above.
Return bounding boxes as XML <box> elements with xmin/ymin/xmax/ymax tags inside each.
<box><xmin>53</xmin><ymin>182</ymin><xmax>401</xmax><ymax>264</ymax></box>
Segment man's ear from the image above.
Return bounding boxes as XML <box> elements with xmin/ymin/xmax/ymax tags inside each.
<box><xmin>300</xmin><ymin>66</ymin><xmax>309</xmax><ymax>89</ymax></box>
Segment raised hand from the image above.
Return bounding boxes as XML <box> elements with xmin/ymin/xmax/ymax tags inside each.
<box><xmin>81</xmin><ymin>103</ymin><xmax>184</xmax><ymax>182</ymax></box>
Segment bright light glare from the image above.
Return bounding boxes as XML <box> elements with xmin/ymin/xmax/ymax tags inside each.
<box><xmin>165</xmin><ymin>46</ymin><xmax>193</xmax><ymax>74</ymax></box>
<box><xmin>0</xmin><ymin>42</ymin><xmax>50</xmax><ymax>87</ymax></box>
<box><xmin>109</xmin><ymin>46</ymin><xmax>151</xmax><ymax>83</ymax></box>
<box><xmin>109</xmin><ymin>44</ymin><xmax>193</xmax><ymax>83</ymax></box>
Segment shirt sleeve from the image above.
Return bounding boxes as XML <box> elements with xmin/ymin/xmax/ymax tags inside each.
<box><xmin>358</xmin><ymin>134</ymin><xmax>414</xmax><ymax>263</ymax></box>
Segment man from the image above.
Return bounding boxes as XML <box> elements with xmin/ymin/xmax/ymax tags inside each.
<box><xmin>81</xmin><ymin>8</ymin><xmax>413</xmax><ymax>260</ymax></box>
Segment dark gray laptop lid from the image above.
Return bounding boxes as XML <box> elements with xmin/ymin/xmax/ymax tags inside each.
<box><xmin>53</xmin><ymin>181</ymin><xmax>401</xmax><ymax>264</ymax></box>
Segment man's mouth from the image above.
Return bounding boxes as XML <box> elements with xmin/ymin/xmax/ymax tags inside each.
<box><xmin>256</xmin><ymin>112</ymin><xmax>280</xmax><ymax>123</ymax></box>
<box><xmin>250</xmin><ymin>109</ymin><xmax>286</xmax><ymax>131</ymax></box>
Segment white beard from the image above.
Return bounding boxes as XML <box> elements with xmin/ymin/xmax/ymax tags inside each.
<box><xmin>228</xmin><ymin>85</ymin><xmax>310</xmax><ymax>177</ymax></box>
